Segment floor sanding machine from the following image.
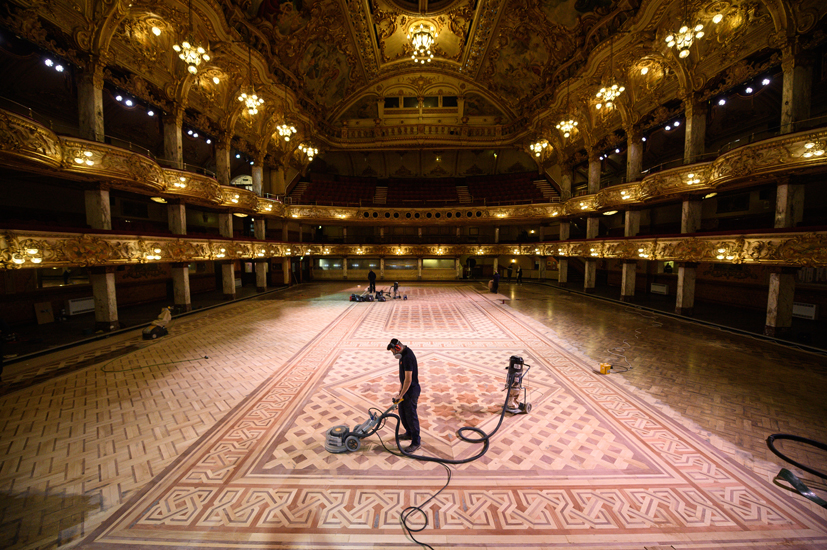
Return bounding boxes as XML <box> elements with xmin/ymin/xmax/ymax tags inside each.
<box><xmin>325</xmin><ymin>399</ymin><xmax>401</xmax><ymax>453</ymax></box>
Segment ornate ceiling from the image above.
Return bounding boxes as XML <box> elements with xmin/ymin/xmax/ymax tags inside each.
<box><xmin>1</xmin><ymin>0</ymin><xmax>825</xmax><ymax>172</ymax></box>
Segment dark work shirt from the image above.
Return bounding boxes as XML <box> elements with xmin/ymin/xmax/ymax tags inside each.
<box><xmin>398</xmin><ymin>347</ymin><xmax>420</xmax><ymax>396</ymax></box>
<box><xmin>368</xmin><ymin>270</ymin><xmax>376</xmax><ymax>282</ymax></box>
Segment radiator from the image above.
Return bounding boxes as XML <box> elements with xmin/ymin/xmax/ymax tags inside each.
<box><xmin>792</xmin><ymin>302</ymin><xmax>818</xmax><ymax>320</ymax></box>
<box><xmin>66</xmin><ymin>296</ymin><xmax>95</xmax><ymax>315</ymax></box>
<box><xmin>650</xmin><ymin>283</ymin><xmax>669</xmax><ymax>295</ymax></box>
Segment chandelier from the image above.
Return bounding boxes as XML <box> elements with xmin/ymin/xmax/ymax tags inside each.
<box><xmin>529</xmin><ymin>139</ymin><xmax>550</xmax><ymax>158</ymax></box>
<box><xmin>277</xmin><ymin>123</ymin><xmax>297</xmax><ymax>141</ymax></box>
<box><xmin>173</xmin><ymin>0</ymin><xmax>210</xmax><ymax>74</ymax></box>
<box><xmin>665</xmin><ymin>0</ymin><xmax>704</xmax><ymax>58</ymax></box>
<box><xmin>238</xmin><ymin>45</ymin><xmax>264</xmax><ymax>116</ymax></box>
<box><xmin>408</xmin><ymin>22</ymin><xmax>437</xmax><ymax>64</ymax></box>
<box><xmin>298</xmin><ymin>143</ymin><xmax>318</xmax><ymax>160</ymax></box>
<box><xmin>556</xmin><ymin>81</ymin><xmax>578</xmax><ymax>138</ymax></box>
<box><xmin>595</xmin><ymin>37</ymin><xmax>624</xmax><ymax>110</ymax></box>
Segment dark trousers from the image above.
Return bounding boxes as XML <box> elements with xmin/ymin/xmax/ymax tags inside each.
<box><xmin>368</xmin><ymin>280</ymin><xmax>376</xmax><ymax>292</ymax></box>
<box><xmin>399</xmin><ymin>391</ymin><xmax>420</xmax><ymax>445</ymax></box>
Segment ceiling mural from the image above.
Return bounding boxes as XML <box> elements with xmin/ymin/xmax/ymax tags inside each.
<box><xmin>341</xmin><ymin>97</ymin><xmax>379</xmax><ymax>120</ymax></box>
<box><xmin>541</xmin><ymin>0</ymin><xmax>615</xmax><ymax>29</ymax></box>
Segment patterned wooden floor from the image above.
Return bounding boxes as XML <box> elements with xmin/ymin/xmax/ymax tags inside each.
<box><xmin>1</xmin><ymin>282</ymin><xmax>825</xmax><ymax>550</ymax></box>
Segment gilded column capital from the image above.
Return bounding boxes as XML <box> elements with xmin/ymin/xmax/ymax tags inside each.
<box><xmin>625</xmin><ymin>124</ymin><xmax>643</xmax><ymax>143</ymax></box>
<box><xmin>216</xmin><ymin>131</ymin><xmax>233</xmax><ymax>151</ymax></box>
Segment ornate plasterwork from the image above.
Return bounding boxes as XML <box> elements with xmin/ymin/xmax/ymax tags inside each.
<box><xmin>3</xmin><ymin>229</ymin><xmax>826</xmax><ymax>269</ymax></box>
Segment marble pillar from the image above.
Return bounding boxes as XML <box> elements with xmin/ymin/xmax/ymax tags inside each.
<box><xmin>586</xmin><ymin>216</ymin><xmax>599</xmax><ymax>239</ymax></box>
<box><xmin>557</xmin><ymin>258</ymin><xmax>568</xmax><ymax>286</ymax></box>
<box><xmin>342</xmin><ymin>257</ymin><xmax>348</xmax><ymax>279</ymax></box>
<box><xmin>90</xmin><ymin>267</ymin><xmax>119</xmax><ymax>331</ymax></box>
<box><xmin>271</xmin><ymin>166</ymin><xmax>286</xmax><ymax>196</ymax></box>
<box><xmin>255</xmin><ymin>259</ymin><xmax>267</xmax><ymax>293</ymax></box>
<box><xmin>624</xmin><ymin>210</ymin><xmax>640</xmax><ymax>237</ymax></box>
<box><xmin>493</xmin><ymin>257</ymin><xmax>499</xmax><ymax>276</ymax></box>
<box><xmin>626</xmin><ymin>132</ymin><xmax>643</xmax><ymax>183</ymax></box>
<box><xmin>559</xmin><ymin>221</ymin><xmax>570</xmax><ymax>241</ymax></box>
<box><xmin>251</xmin><ymin>164</ymin><xmax>263</xmax><ymax>196</ymax></box>
<box><xmin>675</xmin><ymin>262</ymin><xmax>698</xmax><ymax>316</ymax></box>
<box><xmin>380</xmin><ymin>257</ymin><xmax>385</xmax><ymax>279</ymax></box>
<box><xmin>620</xmin><ymin>260</ymin><xmax>637</xmax><ymax>302</ymax></box>
<box><xmin>765</xmin><ymin>268</ymin><xmax>797</xmax><ymax>336</ymax></box>
<box><xmin>781</xmin><ymin>49</ymin><xmax>813</xmax><ymax>134</ymax></box>
<box><xmin>417</xmin><ymin>257</ymin><xmax>422</xmax><ymax>280</ymax></box>
<box><xmin>455</xmin><ymin>257</ymin><xmax>462</xmax><ymax>279</ymax></box>
<box><xmin>681</xmin><ymin>199</ymin><xmax>702</xmax><ymax>234</ymax></box>
<box><xmin>77</xmin><ymin>65</ymin><xmax>105</xmax><ymax>143</ymax></box>
<box><xmin>85</xmin><ymin>186</ymin><xmax>112</xmax><ymax>230</ymax></box>
<box><xmin>221</xmin><ymin>262</ymin><xmax>236</xmax><ymax>300</ymax></box>
<box><xmin>216</xmin><ymin>140</ymin><xmax>231</xmax><ymax>186</ymax></box>
<box><xmin>171</xmin><ymin>263</ymin><xmax>192</xmax><ymax>312</ymax></box>
<box><xmin>218</xmin><ymin>212</ymin><xmax>233</xmax><ymax>239</ymax></box>
<box><xmin>168</xmin><ymin>202</ymin><xmax>186</xmax><ymax>235</ymax></box>
<box><xmin>774</xmin><ymin>181</ymin><xmax>804</xmax><ymax>228</ymax></box>
<box><xmin>494</xmin><ymin>227</ymin><xmax>500</xmax><ymax>243</ymax></box>
<box><xmin>583</xmin><ymin>259</ymin><xmax>596</xmax><ymax>293</ymax></box>
<box><xmin>254</xmin><ymin>219</ymin><xmax>266</xmax><ymax>240</ymax></box>
<box><xmin>163</xmin><ymin>109</ymin><xmax>184</xmax><ymax>169</ymax></box>
<box><xmin>588</xmin><ymin>152</ymin><xmax>601</xmax><ymax>194</ymax></box>
<box><xmin>684</xmin><ymin>99</ymin><xmax>707</xmax><ymax>164</ymax></box>
<box><xmin>560</xmin><ymin>167</ymin><xmax>573</xmax><ymax>200</ymax></box>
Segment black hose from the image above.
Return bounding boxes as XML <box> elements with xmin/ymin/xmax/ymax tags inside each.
<box><xmin>366</xmin><ymin>369</ymin><xmax>519</xmax><ymax>549</ymax></box>
<box><xmin>766</xmin><ymin>434</ymin><xmax>827</xmax><ymax>480</ymax></box>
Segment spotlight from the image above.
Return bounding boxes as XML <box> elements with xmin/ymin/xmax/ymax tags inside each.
<box><xmin>212</xmin><ymin>76</ymin><xmax>219</xmax><ymax>85</ymax></box>
<box><xmin>236</xmin><ymin>154</ymin><xmax>241</xmax><ymax>159</ymax></box>
<box><xmin>187</xmin><ymin>129</ymin><xmax>193</xmax><ymax>135</ymax></box>
<box><xmin>147</xmin><ymin>110</ymin><xmax>154</xmax><ymax>116</ymax></box>
<box><xmin>151</xmin><ymin>26</ymin><xmax>161</xmax><ymax>36</ymax></box>
<box><xmin>44</xmin><ymin>59</ymin><xmax>54</xmax><ymax>67</ymax></box>
<box><xmin>250</xmin><ymin>160</ymin><xmax>254</xmax><ymax>165</ymax></box>
<box><xmin>640</xmin><ymin>67</ymin><xmax>649</xmax><ymax>75</ymax></box>
<box><xmin>745</xmin><ymin>87</ymin><xmax>753</xmax><ymax>94</ymax></box>
<box><xmin>192</xmin><ymin>132</ymin><xmax>198</xmax><ymax>138</ymax></box>
<box><xmin>762</xmin><ymin>78</ymin><xmax>770</xmax><ymax>85</ymax></box>
<box><xmin>116</xmin><ymin>95</ymin><xmax>123</xmax><ymax>102</ymax></box>
<box><xmin>125</xmin><ymin>99</ymin><xmax>133</xmax><ymax>106</ymax></box>
<box><xmin>712</xmin><ymin>13</ymin><xmax>723</xmax><ymax>23</ymax></box>
<box><xmin>665</xmin><ymin>125</ymin><xmax>672</xmax><ymax>131</ymax></box>
<box><xmin>206</xmin><ymin>139</ymin><xmax>212</xmax><ymax>144</ymax></box>
<box><xmin>615</xmin><ymin>148</ymin><xmax>620</xmax><ymax>153</ymax></box>
<box><xmin>55</xmin><ymin>65</ymin><xmax>64</xmax><ymax>72</ymax></box>
<box><xmin>642</xmin><ymin>137</ymin><xmax>647</xmax><ymax>142</ymax></box>
<box><xmin>673</xmin><ymin>121</ymin><xmax>680</xmax><ymax>127</ymax></box>
<box><xmin>718</xmin><ymin>98</ymin><xmax>726</xmax><ymax>106</ymax></box>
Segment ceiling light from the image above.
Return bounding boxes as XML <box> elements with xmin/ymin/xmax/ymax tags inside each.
<box><xmin>192</xmin><ymin>132</ymin><xmax>198</xmax><ymax>138</ymax></box>
<box><xmin>233</xmin><ymin>212</ymin><xmax>247</xmax><ymax>217</ymax></box>
<box><xmin>408</xmin><ymin>22</ymin><xmax>437</xmax><ymax>64</ymax></box>
<box><xmin>55</xmin><ymin>65</ymin><xmax>64</xmax><ymax>72</ymax></box>
<box><xmin>206</xmin><ymin>139</ymin><xmax>212</xmax><ymax>144</ymax></box>
<box><xmin>125</xmin><ymin>99</ymin><xmax>133</xmax><ymax>106</ymax></box>
<box><xmin>44</xmin><ymin>59</ymin><xmax>53</xmax><ymax>67</ymax></box>
<box><xmin>238</xmin><ymin>45</ymin><xmax>265</xmax><ymax>116</ymax></box>
<box><xmin>615</xmin><ymin>148</ymin><xmax>620</xmax><ymax>153</ymax></box>
<box><xmin>235</xmin><ymin>154</ymin><xmax>241</xmax><ymax>159</ymax></box>
<box><xmin>718</xmin><ymin>98</ymin><xmax>726</xmax><ymax>106</ymax></box>
<box><xmin>640</xmin><ymin>66</ymin><xmax>649</xmax><ymax>75</ymax></box>
<box><xmin>152</xmin><ymin>26</ymin><xmax>161</xmax><ymax>36</ymax></box>
<box><xmin>704</xmin><ymin>192</ymin><xmax>717</xmax><ymax>199</ymax></box>
<box><xmin>173</xmin><ymin>0</ymin><xmax>210</xmax><ymax>74</ymax></box>
<box><xmin>745</xmin><ymin>87</ymin><xmax>753</xmax><ymax>94</ymax></box>
<box><xmin>673</xmin><ymin>121</ymin><xmax>680</xmax><ymax>127</ymax></box>
<box><xmin>603</xmin><ymin>210</ymin><xmax>618</xmax><ymax>216</ymax></box>
<box><xmin>642</xmin><ymin>137</ymin><xmax>647</xmax><ymax>142</ymax></box>
<box><xmin>151</xmin><ymin>197</ymin><xmax>167</xmax><ymax>203</ymax></box>
<box><xmin>187</xmin><ymin>129</ymin><xmax>193</xmax><ymax>135</ymax></box>
<box><xmin>213</xmin><ymin>76</ymin><xmax>220</xmax><ymax>85</ymax></box>
<box><xmin>147</xmin><ymin>110</ymin><xmax>154</xmax><ymax>116</ymax></box>
<box><xmin>116</xmin><ymin>95</ymin><xmax>123</xmax><ymax>102</ymax></box>
<box><xmin>595</xmin><ymin>37</ymin><xmax>625</xmax><ymax>110</ymax></box>
<box><xmin>762</xmin><ymin>78</ymin><xmax>771</xmax><ymax>85</ymax></box>
<box><xmin>665</xmin><ymin>125</ymin><xmax>672</xmax><ymax>131</ymax></box>
<box><xmin>712</xmin><ymin>13</ymin><xmax>723</xmax><ymax>24</ymax></box>
<box><xmin>277</xmin><ymin>124</ymin><xmax>297</xmax><ymax>141</ymax></box>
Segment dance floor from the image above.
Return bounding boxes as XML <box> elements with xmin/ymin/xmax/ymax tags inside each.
<box><xmin>2</xmin><ymin>283</ymin><xmax>826</xmax><ymax>550</ymax></box>
<box><xmin>78</xmin><ymin>284</ymin><xmax>827</xmax><ymax>549</ymax></box>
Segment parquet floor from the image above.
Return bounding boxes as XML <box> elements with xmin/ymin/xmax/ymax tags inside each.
<box><xmin>0</xmin><ymin>282</ymin><xmax>825</xmax><ymax>550</ymax></box>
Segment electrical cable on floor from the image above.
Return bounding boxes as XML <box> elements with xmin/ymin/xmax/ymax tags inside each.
<box><xmin>766</xmin><ymin>434</ymin><xmax>827</xmax><ymax>509</ymax></box>
<box><xmin>361</xmin><ymin>371</ymin><xmax>521</xmax><ymax>549</ymax></box>
<box><xmin>98</xmin><ymin>317</ymin><xmax>209</xmax><ymax>373</ymax></box>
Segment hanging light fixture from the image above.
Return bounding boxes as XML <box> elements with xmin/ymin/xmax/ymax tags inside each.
<box><xmin>238</xmin><ymin>44</ymin><xmax>264</xmax><ymax>116</ymax></box>
<box><xmin>277</xmin><ymin>123</ymin><xmax>297</xmax><ymax>141</ymax></box>
<box><xmin>556</xmin><ymin>80</ymin><xmax>578</xmax><ymax>138</ymax></box>
<box><xmin>298</xmin><ymin>143</ymin><xmax>318</xmax><ymax>160</ymax></box>
<box><xmin>595</xmin><ymin>37</ymin><xmax>625</xmax><ymax>110</ymax></box>
<box><xmin>665</xmin><ymin>0</ymin><xmax>705</xmax><ymax>59</ymax></box>
<box><xmin>408</xmin><ymin>22</ymin><xmax>437</xmax><ymax>64</ymax></box>
<box><xmin>173</xmin><ymin>0</ymin><xmax>210</xmax><ymax>74</ymax></box>
<box><xmin>529</xmin><ymin>139</ymin><xmax>550</xmax><ymax>158</ymax></box>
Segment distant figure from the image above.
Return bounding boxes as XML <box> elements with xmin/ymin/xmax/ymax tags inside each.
<box><xmin>368</xmin><ymin>269</ymin><xmax>377</xmax><ymax>293</ymax></box>
<box><xmin>491</xmin><ymin>270</ymin><xmax>500</xmax><ymax>294</ymax></box>
<box><xmin>663</xmin><ymin>263</ymin><xmax>673</xmax><ymax>274</ymax></box>
<box><xmin>507</xmin><ymin>264</ymin><xmax>513</xmax><ymax>282</ymax></box>
<box><xmin>516</xmin><ymin>265</ymin><xmax>523</xmax><ymax>284</ymax></box>
<box><xmin>62</xmin><ymin>268</ymin><xmax>70</xmax><ymax>285</ymax></box>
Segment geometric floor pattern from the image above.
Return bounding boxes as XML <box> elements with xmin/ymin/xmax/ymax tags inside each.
<box><xmin>79</xmin><ymin>285</ymin><xmax>827</xmax><ymax>549</ymax></box>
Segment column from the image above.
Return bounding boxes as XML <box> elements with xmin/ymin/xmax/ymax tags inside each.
<box><xmin>586</xmin><ymin>216</ymin><xmax>599</xmax><ymax>239</ymax></box>
<box><xmin>418</xmin><ymin>227</ymin><xmax>423</xmax><ymax>241</ymax></box>
<box><xmin>781</xmin><ymin>46</ymin><xmax>813</xmax><ymax>134</ymax></box>
<box><xmin>774</xmin><ymin>179</ymin><xmax>804</xmax><ymax>228</ymax></box>
<box><xmin>77</xmin><ymin>60</ymin><xmax>105</xmax><ymax>143</ymax></box>
<box><xmin>675</xmin><ymin>262</ymin><xmax>698</xmax><ymax>316</ymax></box>
<box><xmin>168</xmin><ymin>201</ymin><xmax>187</xmax><ymax>235</ymax></box>
<box><xmin>85</xmin><ymin>185</ymin><xmax>112</xmax><ymax>230</ymax></box>
<box><xmin>90</xmin><ymin>267</ymin><xmax>119</xmax><ymax>331</ymax></box>
<box><xmin>218</xmin><ymin>212</ymin><xmax>233</xmax><ymax>238</ymax></box>
<box><xmin>298</xmin><ymin>224</ymin><xmax>303</xmax><ymax>243</ymax></box>
<box><xmin>681</xmin><ymin>199</ymin><xmax>702</xmax><ymax>234</ymax></box>
<box><xmin>683</xmin><ymin>97</ymin><xmax>707</xmax><ymax>164</ymax></box>
<box><xmin>455</xmin><ymin>226</ymin><xmax>461</xmax><ymax>242</ymax></box>
<box><xmin>765</xmin><ymin>268</ymin><xmax>796</xmax><ymax>336</ymax></box>
<box><xmin>270</xmin><ymin>165</ymin><xmax>286</xmax><ymax>196</ymax></box>
<box><xmin>163</xmin><ymin>107</ymin><xmax>184</xmax><ymax>169</ymax></box>
<box><xmin>557</xmin><ymin>258</ymin><xmax>569</xmax><ymax>286</ymax></box>
<box><xmin>251</xmin><ymin>162</ymin><xmax>264</xmax><ymax>196</ymax></box>
<box><xmin>171</xmin><ymin>262</ymin><xmax>192</xmax><ymax>312</ymax></box>
<box><xmin>587</xmin><ymin>150</ymin><xmax>601</xmax><ymax>194</ymax></box>
<box><xmin>218</xmin><ymin>212</ymin><xmax>235</xmax><ymax>299</ymax></box>
<box><xmin>559</xmin><ymin>221</ymin><xmax>570</xmax><ymax>240</ymax></box>
<box><xmin>255</xmin><ymin>259</ymin><xmax>268</xmax><ymax>293</ymax></box>
<box><xmin>380</xmin><ymin>226</ymin><xmax>385</xmax><ymax>243</ymax></box>
<box><xmin>560</xmin><ymin>165</ymin><xmax>573</xmax><ymax>200</ymax></box>
<box><xmin>455</xmin><ymin>257</ymin><xmax>462</xmax><ymax>279</ymax></box>
<box><xmin>342</xmin><ymin>256</ymin><xmax>348</xmax><ymax>279</ymax></box>
<box><xmin>583</xmin><ymin>259</ymin><xmax>596</xmax><ymax>293</ymax></box>
<box><xmin>417</xmin><ymin>257</ymin><xmax>422</xmax><ymax>280</ymax></box>
<box><xmin>342</xmin><ymin>226</ymin><xmax>347</xmax><ymax>244</ymax></box>
<box><xmin>380</xmin><ymin>257</ymin><xmax>385</xmax><ymax>279</ymax></box>
<box><xmin>282</xmin><ymin>222</ymin><xmax>289</xmax><ymax>241</ymax></box>
<box><xmin>216</xmin><ymin>134</ymin><xmax>231</xmax><ymax>186</ymax></box>
<box><xmin>626</xmin><ymin>127</ymin><xmax>643</xmax><ymax>182</ymax></box>
<box><xmin>537</xmin><ymin>226</ymin><xmax>545</xmax><ymax>241</ymax></box>
<box><xmin>624</xmin><ymin>210</ymin><xmax>640</xmax><ymax>237</ymax></box>
<box><xmin>494</xmin><ymin>226</ymin><xmax>500</xmax><ymax>243</ymax></box>
<box><xmin>620</xmin><ymin>260</ymin><xmax>637</xmax><ymax>302</ymax></box>
<box><xmin>254</xmin><ymin>219</ymin><xmax>266</xmax><ymax>240</ymax></box>
<box><xmin>493</xmin><ymin>257</ymin><xmax>499</xmax><ymax>276</ymax></box>
<box><xmin>282</xmin><ymin>257</ymin><xmax>291</xmax><ymax>285</ymax></box>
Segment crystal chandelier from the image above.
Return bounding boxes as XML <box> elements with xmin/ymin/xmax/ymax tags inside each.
<box><xmin>238</xmin><ymin>45</ymin><xmax>264</xmax><ymax>116</ymax></box>
<box><xmin>408</xmin><ymin>22</ymin><xmax>437</xmax><ymax>64</ymax></box>
<box><xmin>595</xmin><ymin>37</ymin><xmax>624</xmax><ymax>110</ymax></box>
<box><xmin>173</xmin><ymin>0</ymin><xmax>210</xmax><ymax>74</ymax></box>
<box><xmin>277</xmin><ymin>123</ymin><xmax>297</xmax><ymax>141</ymax></box>
<box><xmin>665</xmin><ymin>0</ymin><xmax>704</xmax><ymax>58</ymax></box>
<box><xmin>556</xmin><ymin>81</ymin><xmax>578</xmax><ymax>138</ymax></box>
<box><xmin>298</xmin><ymin>143</ymin><xmax>318</xmax><ymax>160</ymax></box>
<box><xmin>529</xmin><ymin>139</ymin><xmax>550</xmax><ymax>158</ymax></box>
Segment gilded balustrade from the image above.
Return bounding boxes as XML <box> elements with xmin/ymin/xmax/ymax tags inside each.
<box><xmin>2</xmin><ymin>229</ymin><xmax>826</xmax><ymax>270</ymax></box>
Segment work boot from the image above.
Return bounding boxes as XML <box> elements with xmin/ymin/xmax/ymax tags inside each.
<box><xmin>404</xmin><ymin>443</ymin><xmax>420</xmax><ymax>453</ymax></box>
<box><xmin>398</xmin><ymin>433</ymin><xmax>412</xmax><ymax>441</ymax></box>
